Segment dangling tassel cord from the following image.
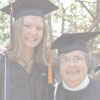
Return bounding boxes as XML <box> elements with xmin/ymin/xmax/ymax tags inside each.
<box><xmin>48</xmin><ymin>43</ymin><xmax>53</xmax><ymax>84</ymax></box>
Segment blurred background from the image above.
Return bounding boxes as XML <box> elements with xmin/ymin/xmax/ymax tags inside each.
<box><xmin>0</xmin><ymin>0</ymin><xmax>100</xmax><ymax>66</ymax></box>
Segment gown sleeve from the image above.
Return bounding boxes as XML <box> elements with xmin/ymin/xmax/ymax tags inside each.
<box><xmin>0</xmin><ymin>52</ymin><xmax>6</xmax><ymax>100</ymax></box>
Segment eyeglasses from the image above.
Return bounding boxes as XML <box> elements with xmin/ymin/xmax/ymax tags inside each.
<box><xmin>60</xmin><ymin>57</ymin><xmax>84</xmax><ymax>64</ymax></box>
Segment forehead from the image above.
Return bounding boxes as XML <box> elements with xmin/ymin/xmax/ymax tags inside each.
<box><xmin>63</xmin><ymin>50</ymin><xmax>85</xmax><ymax>58</ymax></box>
<box><xmin>23</xmin><ymin>15</ymin><xmax>43</xmax><ymax>25</ymax></box>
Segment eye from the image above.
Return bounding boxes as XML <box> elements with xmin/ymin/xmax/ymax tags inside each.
<box><xmin>74</xmin><ymin>58</ymin><xmax>80</xmax><ymax>62</ymax></box>
<box><xmin>37</xmin><ymin>26</ymin><xmax>43</xmax><ymax>30</ymax></box>
<box><xmin>61</xmin><ymin>58</ymin><xmax>70</xmax><ymax>64</ymax></box>
<box><xmin>23</xmin><ymin>24</ymin><xmax>31</xmax><ymax>28</ymax></box>
<box><xmin>73</xmin><ymin>57</ymin><xmax>83</xmax><ymax>62</ymax></box>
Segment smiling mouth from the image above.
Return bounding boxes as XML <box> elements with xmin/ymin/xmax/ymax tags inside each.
<box><xmin>26</xmin><ymin>37</ymin><xmax>37</xmax><ymax>41</ymax></box>
<box><xmin>66</xmin><ymin>70</ymin><xmax>79</xmax><ymax>74</ymax></box>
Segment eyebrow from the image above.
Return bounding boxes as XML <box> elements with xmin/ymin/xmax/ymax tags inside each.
<box><xmin>37</xmin><ymin>25</ymin><xmax>43</xmax><ymax>27</ymax></box>
<box><xmin>62</xmin><ymin>56</ymin><xmax>69</xmax><ymax>59</ymax></box>
<box><xmin>23</xmin><ymin>23</ymin><xmax>31</xmax><ymax>25</ymax></box>
<box><xmin>63</xmin><ymin>55</ymin><xmax>83</xmax><ymax>58</ymax></box>
<box><xmin>74</xmin><ymin>56</ymin><xmax>81</xmax><ymax>58</ymax></box>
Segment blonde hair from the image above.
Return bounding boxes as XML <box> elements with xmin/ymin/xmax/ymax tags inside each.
<box><xmin>6</xmin><ymin>16</ymin><xmax>48</xmax><ymax>66</ymax></box>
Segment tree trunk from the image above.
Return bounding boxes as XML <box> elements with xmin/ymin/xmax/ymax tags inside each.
<box><xmin>48</xmin><ymin>14</ymin><xmax>53</xmax><ymax>41</ymax></box>
<box><xmin>61</xmin><ymin>5</ymin><xmax>65</xmax><ymax>34</ymax></box>
<box><xmin>95</xmin><ymin>0</ymin><xmax>100</xmax><ymax>31</ymax></box>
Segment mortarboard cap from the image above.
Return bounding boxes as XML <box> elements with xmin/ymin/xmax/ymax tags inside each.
<box><xmin>0</xmin><ymin>0</ymin><xmax>58</xmax><ymax>20</ymax></box>
<box><xmin>51</xmin><ymin>32</ymin><xmax>100</xmax><ymax>55</ymax></box>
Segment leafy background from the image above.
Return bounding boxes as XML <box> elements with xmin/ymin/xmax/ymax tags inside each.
<box><xmin>0</xmin><ymin>0</ymin><xmax>100</xmax><ymax>65</ymax></box>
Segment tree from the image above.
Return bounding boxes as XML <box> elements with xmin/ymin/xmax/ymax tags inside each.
<box><xmin>0</xmin><ymin>0</ymin><xmax>100</xmax><ymax>64</ymax></box>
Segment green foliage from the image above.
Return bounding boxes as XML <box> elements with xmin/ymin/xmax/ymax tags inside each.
<box><xmin>0</xmin><ymin>1</ymin><xmax>10</xmax><ymax>50</ymax></box>
<box><xmin>0</xmin><ymin>0</ymin><xmax>100</xmax><ymax>56</ymax></box>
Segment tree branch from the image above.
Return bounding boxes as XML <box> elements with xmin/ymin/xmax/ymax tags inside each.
<box><xmin>88</xmin><ymin>15</ymin><xmax>100</xmax><ymax>31</ymax></box>
<box><xmin>77</xmin><ymin>0</ymin><xmax>95</xmax><ymax>19</ymax></box>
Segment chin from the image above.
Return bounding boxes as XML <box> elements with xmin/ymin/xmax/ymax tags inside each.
<box><xmin>24</xmin><ymin>43</ymin><xmax>40</xmax><ymax>48</ymax></box>
<box><xmin>69</xmin><ymin>78</ymin><xmax>80</xmax><ymax>82</ymax></box>
<box><xmin>67</xmin><ymin>76</ymin><xmax>80</xmax><ymax>82</ymax></box>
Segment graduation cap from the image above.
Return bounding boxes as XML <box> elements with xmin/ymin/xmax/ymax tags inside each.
<box><xmin>51</xmin><ymin>32</ymin><xmax>100</xmax><ymax>55</ymax></box>
<box><xmin>0</xmin><ymin>0</ymin><xmax>58</xmax><ymax>19</ymax></box>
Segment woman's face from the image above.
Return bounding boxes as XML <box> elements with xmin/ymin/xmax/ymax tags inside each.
<box><xmin>21</xmin><ymin>16</ymin><xmax>44</xmax><ymax>49</ymax></box>
<box><xmin>59</xmin><ymin>50</ymin><xmax>88</xmax><ymax>86</ymax></box>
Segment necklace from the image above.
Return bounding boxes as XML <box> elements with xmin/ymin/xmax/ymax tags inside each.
<box><xmin>22</xmin><ymin>57</ymin><xmax>33</xmax><ymax>73</ymax></box>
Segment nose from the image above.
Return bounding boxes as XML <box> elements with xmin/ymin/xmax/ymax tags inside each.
<box><xmin>69</xmin><ymin>60</ymin><xmax>75</xmax><ymax>67</ymax></box>
<box><xmin>29</xmin><ymin>28</ymin><xmax>37</xmax><ymax>35</ymax></box>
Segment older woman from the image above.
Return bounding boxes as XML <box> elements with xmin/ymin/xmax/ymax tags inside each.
<box><xmin>0</xmin><ymin>0</ymin><xmax>57</xmax><ymax>100</ymax></box>
<box><xmin>51</xmin><ymin>32</ymin><xmax>100</xmax><ymax>100</ymax></box>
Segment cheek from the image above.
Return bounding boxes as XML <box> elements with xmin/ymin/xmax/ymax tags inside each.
<box><xmin>79</xmin><ymin>62</ymin><xmax>88</xmax><ymax>76</ymax></box>
<box><xmin>21</xmin><ymin>29</ymin><xmax>28</xmax><ymax>37</ymax></box>
<box><xmin>38</xmin><ymin>31</ymin><xmax>43</xmax><ymax>38</ymax></box>
<box><xmin>59</xmin><ymin>65</ymin><xmax>68</xmax><ymax>75</ymax></box>
<box><xmin>59</xmin><ymin>66</ymin><xmax>69</xmax><ymax>81</ymax></box>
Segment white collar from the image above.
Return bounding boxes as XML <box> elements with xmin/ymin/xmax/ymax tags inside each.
<box><xmin>62</xmin><ymin>75</ymin><xmax>90</xmax><ymax>91</ymax></box>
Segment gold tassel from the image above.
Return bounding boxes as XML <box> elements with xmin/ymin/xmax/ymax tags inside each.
<box><xmin>48</xmin><ymin>42</ymin><xmax>53</xmax><ymax>84</ymax></box>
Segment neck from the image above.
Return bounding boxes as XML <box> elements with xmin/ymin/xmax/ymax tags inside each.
<box><xmin>62</xmin><ymin>76</ymin><xmax>90</xmax><ymax>91</ymax></box>
<box><xmin>67</xmin><ymin>81</ymin><xmax>82</xmax><ymax>88</ymax></box>
<box><xmin>21</xmin><ymin>47</ymin><xmax>34</xmax><ymax>64</ymax></box>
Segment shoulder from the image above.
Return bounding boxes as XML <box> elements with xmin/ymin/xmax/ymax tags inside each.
<box><xmin>0</xmin><ymin>52</ymin><xmax>6</xmax><ymax>59</ymax></box>
<box><xmin>90</xmin><ymin>79</ymin><xmax>100</xmax><ymax>91</ymax></box>
<box><xmin>57</xmin><ymin>82</ymin><xmax>63</xmax><ymax>88</ymax></box>
<box><xmin>0</xmin><ymin>52</ymin><xmax>6</xmax><ymax>63</ymax></box>
<box><xmin>91</xmin><ymin>79</ymin><xmax>100</xmax><ymax>86</ymax></box>
<box><xmin>55</xmin><ymin>82</ymin><xmax>63</xmax><ymax>95</ymax></box>
<box><xmin>88</xmin><ymin>79</ymin><xmax>100</xmax><ymax>99</ymax></box>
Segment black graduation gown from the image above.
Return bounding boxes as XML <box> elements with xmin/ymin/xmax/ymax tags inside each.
<box><xmin>0</xmin><ymin>55</ymin><xmax>54</xmax><ymax>100</ymax></box>
<box><xmin>56</xmin><ymin>79</ymin><xmax>100</xmax><ymax>100</ymax></box>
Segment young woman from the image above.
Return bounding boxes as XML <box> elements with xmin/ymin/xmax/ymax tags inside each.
<box><xmin>0</xmin><ymin>0</ymin><xmax>58</xmax><ymax>100</ymax></box>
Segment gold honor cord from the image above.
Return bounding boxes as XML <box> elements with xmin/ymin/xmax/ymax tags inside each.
<box><xmin>48</xmin><ymin>43</ymin><xmax>53</xmax><ymax>84</ymax></box>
